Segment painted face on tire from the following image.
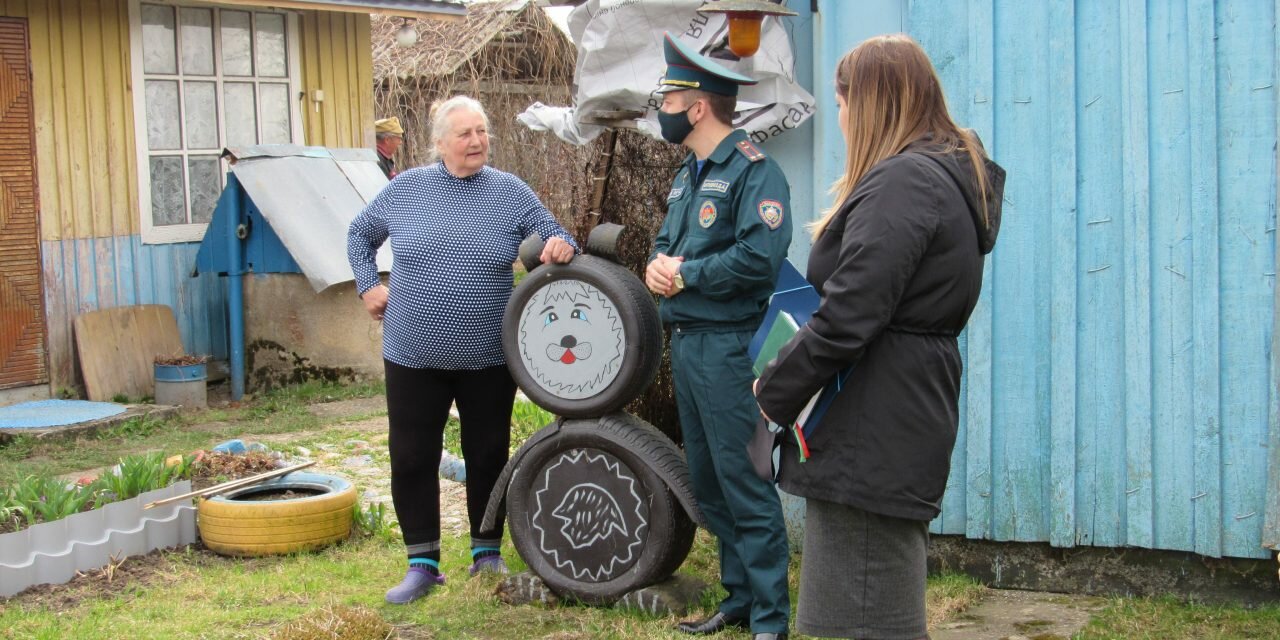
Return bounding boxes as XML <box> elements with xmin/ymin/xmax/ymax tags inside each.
<box><xmin>531</xmin><ymin>449</ymin><xmax>647</xmax><ymax>580</ymax></box>
<box><xmin>516</xmin><ymin>280</ymin><xmax>625</xmax><ymax>400</ymax></box>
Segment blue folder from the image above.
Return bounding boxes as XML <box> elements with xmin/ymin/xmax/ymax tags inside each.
<box><xmin>750</xmin><ymin>260</ymin><xmax>850</xmax><ymax>440</ymax></box>
<box><xmin>749</xmin><ymin>260</ymin><xmax>820</xmax><ymax>363</ymax></box>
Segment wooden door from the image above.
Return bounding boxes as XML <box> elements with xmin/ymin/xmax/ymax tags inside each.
<box><xmin>0</xmin><ymin>17</ymin><xmax>45</xmax><ymax>390</ymax></box>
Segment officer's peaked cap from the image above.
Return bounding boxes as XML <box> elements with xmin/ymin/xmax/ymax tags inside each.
<box><xmin>658</xmin><ymin>32</ymin><xmax>757</xmax><ymax>97</ymax></box>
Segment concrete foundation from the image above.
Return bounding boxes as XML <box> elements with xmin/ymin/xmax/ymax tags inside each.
<box><xmin>0</xmin><ymin>385</ymin><xmax>50</xmax><ymax>408</ymax></box>
<box><xmin>929</xmin><ymin>536</ymin><xmax>1280</xmax><ymax>606</ymax></box>
<box><xmin>243</xmin><ymin>274</ymin><xmax>384</xmax><ymax>391</ymax></box>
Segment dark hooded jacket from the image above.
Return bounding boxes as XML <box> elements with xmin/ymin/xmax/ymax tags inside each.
<box><xmin>755</xmin><ymin>137</ymin><xmax>1005</xmax><ymax>522</ymax></box>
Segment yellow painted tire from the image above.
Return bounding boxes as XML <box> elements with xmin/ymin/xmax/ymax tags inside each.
<box><xmin>197</xmin><ymin>472</ymin><xmax>356</xmax><ymax>557</ymax></box>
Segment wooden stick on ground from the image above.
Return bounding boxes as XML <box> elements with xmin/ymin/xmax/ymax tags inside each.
<box><xmin>143</xmin><ymin>460</ymin><xmax>317</xmax><ymax>509</ymax></box>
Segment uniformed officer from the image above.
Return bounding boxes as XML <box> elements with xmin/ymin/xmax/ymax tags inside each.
<box><xmin>644</xmin><ymin>32</ymin><xmax>791</xmax><ymax>640</ymax></box>
<box><xmin>374</xmin><ymin>116</ymin><xmax>404</xmax><ymax>179</ymax></box>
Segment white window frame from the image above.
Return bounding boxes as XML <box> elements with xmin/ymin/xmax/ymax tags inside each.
<box><xmin>129</xmin><ymin>0</ymin><xmax>305</xmax><ymax>244</ymax></box>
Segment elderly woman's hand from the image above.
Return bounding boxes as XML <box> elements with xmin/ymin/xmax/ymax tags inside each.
<box><xmin>540</xmin><ymin>236</ymin><xmax>575</xmax><ymax>264</ymax></box>
<box><xmin>361</xmin><ymin>284</ymin><xmax>389</xmax><ymax>321</ymax></box>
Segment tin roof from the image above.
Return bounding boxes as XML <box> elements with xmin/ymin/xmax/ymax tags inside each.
<box><xmin>220</xmin><ymin>145</ymin><xmax>393</xmax><ymax>292</ymax></box>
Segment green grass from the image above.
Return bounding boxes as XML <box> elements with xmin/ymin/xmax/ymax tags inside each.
<box><xmin>5</xmin><ymin>379</ymin><xmax>1279</xmax><ymax>638</ymax></box>
<box><xmin>0</xmin><ymin>527</ymin><xmax>986</xmax><ymax>639</ymax></box>
<box><xmin>1077</xmin><ymin>596</ymin><xmax>1280</xmax><ymax>639</ymax></box>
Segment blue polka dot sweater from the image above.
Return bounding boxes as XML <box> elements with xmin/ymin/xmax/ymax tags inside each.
<box><xmin>347</xmin><ymin>163</ymin><xmax>578</xmax><ymax>370</ymax></box>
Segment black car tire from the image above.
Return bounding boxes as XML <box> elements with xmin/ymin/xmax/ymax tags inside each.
<box><xmin>505</xmin><ymin>414</ymin><xmax>696</xmax><ymax>604</ymax></box>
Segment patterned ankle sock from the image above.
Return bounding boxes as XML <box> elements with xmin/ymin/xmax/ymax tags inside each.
<box><xmin>408</xmin><ymin>549</ymin><xmax>441</xmax><ymax>575</ymax></box>
<box><xmin>409</xmin><ymin>557</ymin><xmax>440</xmax><ymax>575</ymax></box>
<box><xmin>470</xmin><ymin>546</ymin><xmax>500</xmax><ymax>560</ymax></box>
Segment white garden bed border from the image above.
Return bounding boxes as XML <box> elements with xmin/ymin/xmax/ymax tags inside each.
<box><xmin>0</xmin><ymin>481</ymin><xmax>197</xmax><ymax>597</ymax></box>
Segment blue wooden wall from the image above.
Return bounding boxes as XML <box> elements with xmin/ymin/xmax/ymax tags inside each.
<box><xmin>800</xmin><ymin>0</ymin><xmax>1278</xmax><ymax>559</ymax></box>
<box><xmin>41</xmin><ymin>237</ymin><xmax>229</xmax><ymax>390</ymax></box>
<box><xmin>33</xmin><ymin>1</ymin><xmax>1277</xmax><ymax>560</ymax></box>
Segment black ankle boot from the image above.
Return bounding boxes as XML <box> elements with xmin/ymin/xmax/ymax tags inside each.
<box><xmin>674</xmin><ymin>612</ymin><xmax>749</xmax><ymax>635</ymax></box>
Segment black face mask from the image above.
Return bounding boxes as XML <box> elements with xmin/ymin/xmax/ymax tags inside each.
<box><xmin>658</xmin><ymin>105</ymin><xmax>696</xmax><ymax>144</ymax></box>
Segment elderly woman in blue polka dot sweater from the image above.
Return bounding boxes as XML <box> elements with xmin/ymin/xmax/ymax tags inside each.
<box><xmin>348</xmin><ymin>95</ymin><xmax>578</xmax><ymax>604</ymax></box>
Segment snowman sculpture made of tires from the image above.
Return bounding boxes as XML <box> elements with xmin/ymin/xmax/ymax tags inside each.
<box><xmin>485</xmin><ymin>224</ymin><xmax>703</xmax><ymax>605</ymax></box>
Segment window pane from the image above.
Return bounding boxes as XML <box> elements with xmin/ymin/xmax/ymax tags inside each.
<box><xmin>224</xmin><ymin>82</ymin><xmax>257</xmax><ymax>147</ymax></box>
<box><xmin>260</xmin><ymin>83</ymin><xmax>292</xmax><ymax>144</ymax></box>
<box><xmin>184</xmin><ymin>82</ymin><xmax>218</xmax><ymax>149</ymax></box>
<box><xmin>150</xmin><ymin>156</ymin><xmax>186</xmax><ymax>226</ymax></box>
<box><xmin>180</xmin><ymin>8</ymin><xmax>214</xmax><ymax>76</ymax></box>
<box><xmin>220</xmin><ymin>10</ymin><xmax>253</xmax><ymax>76</ymax></box>
<box><xmin>144</xmin><ymin>80</ymin><xmax>181</xmax><ymax>150</ymax></box>
<box><xmin>255</xmin><ymin>13</ymin><xmax>287</xmax><ymax>77</ymax></box>
<box><xmin>188</xmin><ymin>157</ymin><xmax>221</xmax><ymax>223</ymax></box>
<box><xmin>140</xmin><ymin>4</ymin><xmax>176</xmax><ymax>74</ymax></box>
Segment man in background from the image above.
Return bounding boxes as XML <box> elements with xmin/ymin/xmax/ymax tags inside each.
<box><xmin>375</xmin><ymin>116</ymin><xmax>404</xmax><ymax>179</ymax></box>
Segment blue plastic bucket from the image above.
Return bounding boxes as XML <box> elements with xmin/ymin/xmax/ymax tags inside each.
<box><xmin>154</xmin><ymin>363</ymin><xmax>208</xmax><ymax>407</ymax></box>
<box><xmin>154</xmin><ymin>362</ymin><xmax>207</xmax><ymax>382</ymax></box>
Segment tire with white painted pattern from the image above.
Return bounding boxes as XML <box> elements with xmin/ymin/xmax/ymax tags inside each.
<box><xmin>505</xmin><ymin>414</ymin><xmax>696</xmax><ymax>604</ymax></box>
<box><xmin>502</xmin><ymin>255</ymin><xmax>662</xmax><ymax>418</ymax></box>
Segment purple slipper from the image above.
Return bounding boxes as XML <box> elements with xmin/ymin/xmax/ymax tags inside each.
<box><xmin>385</xmin><ymin>566</ymin><xmax>445</xmax><ymax>604</ymax></box>
<box><xmin>469</xmin><ymin>555</ymin><xmax>509</xmax><ymax>577</ymax></box>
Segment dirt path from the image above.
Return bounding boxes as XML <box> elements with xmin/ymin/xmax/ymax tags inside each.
<box><xmin>932</xmin><ymin>588</ymin><xmax>1104</xmax><ymax>640</ymax></box>
<box><xmin>260</xmin><ymin>396</ymin><xmax>470</xmax><ymax>537</ymax></box>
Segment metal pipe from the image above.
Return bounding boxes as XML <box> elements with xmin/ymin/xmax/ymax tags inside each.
<box><xmin>228</xmin><ymin>175</ymin><xmax>246</xmax><ymax>401</ymax></box>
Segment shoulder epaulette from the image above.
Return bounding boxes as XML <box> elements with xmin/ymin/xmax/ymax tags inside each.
<box><xmin>736</xmin><ymin>139</ymin><xmax>766</xmax><ymax>162</ymax></box>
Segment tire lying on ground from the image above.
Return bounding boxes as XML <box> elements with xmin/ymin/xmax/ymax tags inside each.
<box><xmin>503</xmin><ymin>255</ymin><xmax>662</xmax><ymax>418</ymax></box>
<box><xmin>505</xmin><ymin>413</ymin><xmax>697</xmax><ymax>604</ymax></box>
<box><xmin>197</xmin><ymin>472</ymin><xmax>356</xmax><ymax>557</ymax></box>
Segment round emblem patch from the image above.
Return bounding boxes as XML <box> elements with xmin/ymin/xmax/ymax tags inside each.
<box><xmin>758</xmin><ymin>199</ymin><xmax>784</xmax><ymax>230</ymax></box>
<box><xmin>698</xmin><ymin>201</ymin><xmax>717</xmax><ymax>228</ymax></box>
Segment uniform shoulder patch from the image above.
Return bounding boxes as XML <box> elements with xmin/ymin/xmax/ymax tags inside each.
<box><xmin>736</xmin><ymin>139</ymin><xmax>766</xmax><ymax>162</ymax></box>
<box><xmin>758</xmin><ymin>199</ymin><xmax>784</xmax><ymax>230</ymax></box>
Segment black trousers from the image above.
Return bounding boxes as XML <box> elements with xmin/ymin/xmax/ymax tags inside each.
<box><xmin>384</xmin><ymin>359</ymin><xmax>516</xmax><ymax>549</ymax></box>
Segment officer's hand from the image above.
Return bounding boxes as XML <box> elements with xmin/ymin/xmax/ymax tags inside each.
<box><xmin>540</xmin><ymin>236</ymin><xmax>575</xmax><ymax>264</ymax></box>
<box><xmin>646</xmin><ymin>254</ymin><xmax>674</xmax><ymax>294</ymax></box>
<box><xmin>361</xmin><ymin>284</ymin><xmax>389</xmax><ymax>322</ymax></box>
<box><xmin>646</xmin><ymin>254</ymin><xmax>683</xmax><ymax>296</ymax></box>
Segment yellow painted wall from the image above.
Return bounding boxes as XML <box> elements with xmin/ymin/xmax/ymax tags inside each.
<box><xmin>2</xmin><ymin>0</ymin><xmax>139</xmax><ymax>241</ymax></box>
<box><xmin>299</xmin><ymin>10</ymin><xmax>375</xmax><ymax>149</ymax></box>
<box><xmin>0</xmin><ymin>0</ymin><xmax>374</xmax><ymax>242</ymax></box>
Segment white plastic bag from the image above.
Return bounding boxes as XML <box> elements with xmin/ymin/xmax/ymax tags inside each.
<box><xmin>518</xmin><ymin>0</ymin><xmax>814</xmax><ymax>146</ymax></box>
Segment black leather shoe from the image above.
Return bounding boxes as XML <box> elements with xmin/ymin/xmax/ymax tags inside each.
<box><xmin>752</xmin><ymin>634</ymin><xmax>787</xmax><ymax>640</ymax></box>
<box><xmin>674</xmin><ymin>612</ymin><xmax>749</xmax><ymax>635</ymax></box>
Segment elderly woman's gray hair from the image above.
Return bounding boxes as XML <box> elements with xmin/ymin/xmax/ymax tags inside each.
<box><xmin>427</xmin><ymin>95</ymin><xmax>490</xmax><ymax>162</ymax></box>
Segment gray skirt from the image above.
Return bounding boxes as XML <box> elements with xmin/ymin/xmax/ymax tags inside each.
<box><xmin>798</xmin><ymin>498</ymin><xmax>929</xmax><ymax>639</ymax></box>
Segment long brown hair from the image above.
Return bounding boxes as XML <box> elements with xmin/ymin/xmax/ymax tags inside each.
<box><xmin>810</xmin><ymin>34</ymin><xmax>992</xmax><ymax>241</ymax></box>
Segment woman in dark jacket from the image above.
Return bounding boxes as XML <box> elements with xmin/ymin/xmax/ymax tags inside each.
<box><xmin>754</xmin><ymin>35</ymin><xmax>1005</xmax><ymax>639</ymax></box>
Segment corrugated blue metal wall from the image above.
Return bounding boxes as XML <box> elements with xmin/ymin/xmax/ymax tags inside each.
<box><xmin>804</xmin><ymin>0</ymin><xmax>1278</xmax><ymax>559</ymax></box>
<box><xmin>42</xmin><ymin>238</ymin><xmax>229</xmax><ymax>388</ymax></box>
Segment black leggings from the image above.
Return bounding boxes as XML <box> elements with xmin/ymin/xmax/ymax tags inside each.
<box><xmin>384</xmin><ymin>359</ymin><xmax>516</xmax><ymax>549</ymax></box>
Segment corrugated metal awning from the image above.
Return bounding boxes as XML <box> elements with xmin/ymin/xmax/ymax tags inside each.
<box><xmin>212</xmin><ymin>0</ymin><xmax>466</xmax><ymax>21</ymax></box>
<box><xmin>223</xmin><ymin>145</ymin><xmax>393</xmax><ymax>292</ymax></box>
